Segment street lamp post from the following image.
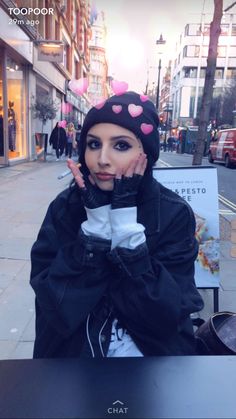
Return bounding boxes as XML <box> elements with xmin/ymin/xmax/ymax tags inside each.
<box><xmin>155</xmin><ymin>34</ymin><xmax>166</xmax><ymax>112</ymax></box>
<box><xmin>156</xmin><ymin>58</ymin><xmax>162</xmax><ymax>111</ymax></box>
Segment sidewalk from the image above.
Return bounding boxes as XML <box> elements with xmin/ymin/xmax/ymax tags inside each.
<box><xmin>0</xmin><ymin>158</ymin><xmax>71</xmax><ymax>359</ymax></box>
<box><xmin>0</xmin><ymin>158</ymin><xmax>236</xmax><ymax>360</ymax></box>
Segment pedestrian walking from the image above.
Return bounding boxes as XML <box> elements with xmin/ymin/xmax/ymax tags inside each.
<box><xmin>49</xmin><ymin>122</ymin><xmax>67</xmax><ymax>161</ymax></box>
<box><xmin>66</xmin><ymin>122</ymin><xmax>76</xmax><ymax>158</ymax></box>
<box><xmin>167</xmin><ymin>136</ymin><xmax>174</xmax><ymax>152</ymax></box>
<box><xmin>30</xmin><ymin>91</ymin><xmax>203</xmax><ymax>359</ymax></box>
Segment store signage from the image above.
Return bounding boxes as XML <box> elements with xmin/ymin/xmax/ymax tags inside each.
<box><xmin>153</xmin><ymin>166</ymin><xmax>220</xmax><ymax>288</ymax></box>
<box><xmin>66</xmin><ymin>90</ymin><xmax>81</xmax><ymax>110</ymax></box>
<box><xmin>38</xmin><ymin>42</ymin><xmax>64</xmax><ymax>63</ymax></box>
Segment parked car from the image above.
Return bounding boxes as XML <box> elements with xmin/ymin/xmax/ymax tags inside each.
<box><xmin>208</xmin><ymin>128</ymin><xmax>236</xmax><ymax>168</ymax></box>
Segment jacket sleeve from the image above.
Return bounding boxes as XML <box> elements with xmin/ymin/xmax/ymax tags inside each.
<box><xmin>49</xmin><ymin>130</ymin><xmax>54</xmax><ymax>145</ymax></box>
<box><xmin>30</xmin><ymin>199</ymin><xmax>111</xmax><ymax>337</ymax></box>
<box><xmin>107</xmin><ymin>203</ymin><xmax>204</xmax><ymax>340</ymax></box>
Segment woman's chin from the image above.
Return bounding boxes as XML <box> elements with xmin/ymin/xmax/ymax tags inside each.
<box><xmin>96</xmin><ymin>179</ymin><xmax>114</xmax><ymax>191</ymax></box>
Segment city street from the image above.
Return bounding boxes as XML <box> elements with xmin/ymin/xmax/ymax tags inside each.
<box><xmin>157</xmin><ymin>151</ymin><xmax>236</xmax><ymax>211</ymax></box>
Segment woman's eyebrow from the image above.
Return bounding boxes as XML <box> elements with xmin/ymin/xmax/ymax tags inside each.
<box><xmin>110</xmin><ymin>135</ymin><xmax>137</xmax><ymax>142</ymax></box>
<box><xmin>86</xmin><ymin>134</ymin><xmax>100</xmax><ymax>140</ymax></box>
<box><xmin>86</xmin><ymin>134</ymin><xmax>137</xmax><ymax>142</ymax></box>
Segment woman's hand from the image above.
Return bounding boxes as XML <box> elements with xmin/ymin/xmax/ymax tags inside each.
<box><xmin>111</xmin><ymin>153</ymin><xmax>147</xmax><ymax>209</ymax></box>
<box><xmin>67</xmin><ymin>159</ymin><xmax>111</xmax><ymax>209</ymax></box>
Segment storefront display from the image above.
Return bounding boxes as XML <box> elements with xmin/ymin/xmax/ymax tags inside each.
<box><xmin>6</xmin><ymin>56</ymin><xmax>26</xmax><ymax>159</ymax></box>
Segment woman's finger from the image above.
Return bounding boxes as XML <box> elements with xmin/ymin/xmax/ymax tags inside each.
<box><xmin>67</xmin><ymin>159</ymin><xmax>84</xmax><ymax>188</ymax></box>
<box><xmin>134</xmin><ymin>153</ymin><xmax>147</xmax><ymax>175</ymax></box>
<box><xmin>139</xmin><ymin>155</ymin><xmax>147</xmax><ymax>175</ymax></box>
<box><xmin>115</xmin><ymin>167</ymin><xmax>123</xmax><ymax>179</ymax></box>
<box><xmin>67</xmin><ymin>159</ymin><xmax>81</xmax><ymax>175</ymax></box>
<box><xmin>74</xmin><ymin>172</ymin><xmax>85</xmax><ymax>189</ymax></box>
<box><xmin>124</xmin><ymin>158</ymin><xmax>138</xmax><ymax>177</ymax></box>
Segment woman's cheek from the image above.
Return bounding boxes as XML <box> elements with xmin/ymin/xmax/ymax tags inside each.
<box><xmin>84</xmin><ymin>151</ymin><xmax>93</xmax><ymax>171</ymax></box>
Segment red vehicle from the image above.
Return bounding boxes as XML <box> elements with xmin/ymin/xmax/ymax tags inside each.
<box><xmin>208</xmin><ymin>128</ymin><xmax>236</xmax><ymax>168</ymax></box>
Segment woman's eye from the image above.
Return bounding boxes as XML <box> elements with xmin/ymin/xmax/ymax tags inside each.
<box><xmin>114</xmin><ymin>141</ymin><xmax>132</xmax><ymax>151</ymax></box>
<box><xmin>86</xmin><ymin>140</ymin><xmax>101</xmax><ymax>149</ymax></box>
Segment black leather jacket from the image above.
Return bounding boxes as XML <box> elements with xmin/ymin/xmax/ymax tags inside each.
<box><xmin>30</xmin><ymin>174</ymin><xmax>204</xmax><ymax>358</ymax></box>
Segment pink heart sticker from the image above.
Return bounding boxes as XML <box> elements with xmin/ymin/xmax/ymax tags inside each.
<box><xmin>141</xmin><ymin>123</ymin><xmax>154</xmax><ymax>135</ymax></box>
<box><xmin>95</xmin><ymin>100</ymin><xmax>106</xmax><ymax>110</ymax></box>
<box><xmin>128</xmin><ymin>104</ymin><xmax>143</xmax><ymax>118</ymax></box>
<box><xmin>112</xmin><ymin>105</ymin><xmax>122</xmax><ymax>114</ymax></box>
<box><xmin>58</xmin><ymin>120</ymin><xmax>67</xmax><ymax>128</ymax></box>
<box><xmin>61</xmin><ymin>102</ymin><xmax>72</xmax><ymax>114</ymax></box>
<box><xmin>111</xmin><ymin>80</ymin><xmax>129</xmax><ymax>95</ymax></box>
<box><xmin>68</xmin><ymin>78</ymin><xmax>88</xmax><ymax>95</ymax></box>
<box><xmin>140</xmin><ymin>94</ymin><xmax>149</xmax><ymax>102</ymax></box>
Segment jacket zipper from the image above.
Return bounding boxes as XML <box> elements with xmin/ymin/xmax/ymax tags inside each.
<box><xmin>86</xmin><ymin>311</ymin><xmax>112</xmax><ymax>358</ymax></box>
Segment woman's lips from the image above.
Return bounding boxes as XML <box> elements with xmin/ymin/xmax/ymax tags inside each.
<box><xmin>95</xmin><ymin>173</ymin><xmax>115</xmax><ymax>181</ymax></box>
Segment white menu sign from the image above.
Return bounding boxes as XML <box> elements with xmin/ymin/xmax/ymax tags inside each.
<box><xmin>153</xmin><ymin>166</ymin><xmax>220</xmax><ymax>288</ymax></box>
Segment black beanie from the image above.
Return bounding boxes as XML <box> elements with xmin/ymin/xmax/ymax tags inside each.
<box><xmin>79</xmin><ymin>91</ymin><xmax>159</xmax><ymax>171</ymax></box>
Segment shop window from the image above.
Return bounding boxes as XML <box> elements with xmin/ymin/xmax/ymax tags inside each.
<box><xmin>189</xmin><ymin>87</ymin><xmax>196</xmax><ymax>118</ymax></box>
<box><xmin>184</xmin><ymin>67</ymin><xmax>197</xmax><ymax>78</ymax></box>
<box><xmin>226</xmin><ymin>68</ymin><xmax>236</xmax><ymax>79</ymax></box>
<box><xmin>215</xmin><ymin>68</ymin><xmax>224</xmax><ymax>79</ymax></box>
<box><xmin>200</xmin><ymin>68</ymin><xmax>206</xmax><ymax>78</ymax></box>
<box><xmin>6</xmin><ymin>57</ymin><xmax>25</xmax><ymax>159</ymax></box>
<box><xmin>186</xmin><ymin>45</ymin><xmax>200</xmax><ymax>57</ymax></box>
<box><xmin>185</xmin><ymin>24</ymin><xmax>201</xmax><ymax>36</ymax></box>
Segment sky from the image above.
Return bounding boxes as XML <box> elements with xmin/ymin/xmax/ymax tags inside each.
<box><xmin>94</xmin><ymin>0</ymin><xmax>236</xmax><ymax>92</ymax></box>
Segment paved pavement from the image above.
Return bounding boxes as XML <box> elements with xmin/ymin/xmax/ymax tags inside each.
<box><xmin>0</xmin><ymin>155</ymin><xmax>236</xmax><ymax>360</ymax></box>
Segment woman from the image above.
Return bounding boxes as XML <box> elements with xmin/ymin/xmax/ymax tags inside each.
<box><xmin>49</xmin><ymin>122</ymin><xmax>67</xmax><ymax>161</ymax></box>
<box><xmin>30</xmin><ymin>91</ymin><xmax>204</xmax><ymax>358</ymax></box>
<box><xmin>66</xmin><ymin>122</ymin><xmax>76</xmax><ymax>158</ymax></box>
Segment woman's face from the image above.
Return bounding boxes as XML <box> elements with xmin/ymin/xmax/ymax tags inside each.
<box><xmin>85</xmin><ymin>123</ymin><xmax>144</xmax><ymax>191</ymax></box>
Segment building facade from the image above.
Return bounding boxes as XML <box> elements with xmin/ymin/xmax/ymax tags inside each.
<box><xmin>88</xmin><ymin>11</ymin><xmax>108</xmax><ymax>105</ymax></box>
<box><xmin>0</xmin><ymin>0</ymin><xmax>91</xmax><ymax>166</ymax></box>
<box><xmin>171</xmin><ymin>13</ymin><xmax>236</xmax><ymax>128</ymax></box>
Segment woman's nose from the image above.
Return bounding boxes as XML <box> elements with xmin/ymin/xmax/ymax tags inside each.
<box><xmin>97</xmin><ymin>147</ymin><xmax>110</xmax><ymax>166</ymax></box>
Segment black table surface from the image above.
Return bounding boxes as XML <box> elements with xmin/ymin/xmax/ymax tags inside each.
<box><xmin>0</xmin><ymin>356</ymin><xmax>236</xmax><ymax>419</ymax></box>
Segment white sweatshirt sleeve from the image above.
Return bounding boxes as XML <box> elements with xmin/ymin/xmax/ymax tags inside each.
<box><xmin>81</xmin><ymin>205</ymin><xmax>112</xmax><ymax>240</ymax></box>
<box><xmin>110</xmin><ymin>207</ymin><xmax>146</xmax><ymax>250</ymax></box>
